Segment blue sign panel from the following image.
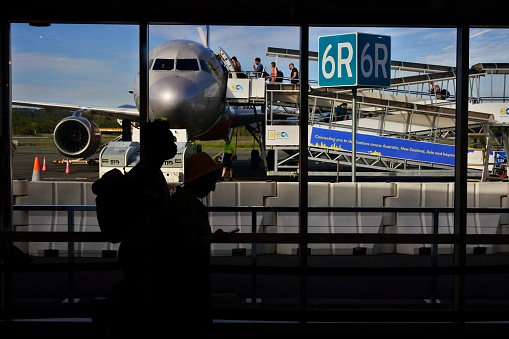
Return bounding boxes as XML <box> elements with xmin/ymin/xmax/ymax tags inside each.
<box><xmin>318</xmin><ymin>32</ymin><xmax>391</xmax><ymax>88</ymax></box>
<box><xmin>494</xmin><ymin>151</ymin><xmax>507</xmax><ymax>164</ymax></box>
<box><xmin>318</xmin><ymin>33</ymin><xmax>357</xmax><ymax>87</ymax></box>
<box><xmin>309</xmin><ymin>127</ymin><xmax>455</xmax><ymax>166</ymax></box>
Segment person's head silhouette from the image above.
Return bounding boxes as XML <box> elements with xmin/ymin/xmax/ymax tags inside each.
<box><xmin>141</xmin><ymin>119</ymin><xmax>177</xmax><ymax>165</ymax></box>
<box><xmin>184</xmin><ymin>152</ymin><xmax>224</xmax><ymax>198</ymax></box>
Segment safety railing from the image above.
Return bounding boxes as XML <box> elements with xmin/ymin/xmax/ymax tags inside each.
<box><xmin>2</xmin><ymin>204</ymin><xmax>509</xmax><ymax>333</ymax></box>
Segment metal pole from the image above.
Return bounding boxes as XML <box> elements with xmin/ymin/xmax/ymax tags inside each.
<box><xmin>351</xmin><ymin>87</ymin><xmax>357</xmax><ymax>182</ymax></box>
<box><xmin>453</xmin><ymin>23</ymin><xmax>469</xmax><ymax>322</ymax></box>
<box><xmin>0</xmin><ymin>20</ymin><xmax>12</xmax><ymax>231</ymax></box>
<box><xmin>298</xmin><ymin>23</ymin><xmax>309</xmax><ymax>324</ymax></box>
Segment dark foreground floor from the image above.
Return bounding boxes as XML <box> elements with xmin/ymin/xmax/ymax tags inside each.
<box><xmin>2</xmin><ymin>318</ymin><xmax>509</xmax><ymax>339</ymax></box>
<box><xmin>2</xmin><ymin>253</ymin><xmax>509</xmax><ymax>337</ymax></box>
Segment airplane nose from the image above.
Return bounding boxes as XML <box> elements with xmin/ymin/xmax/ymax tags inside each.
<box><xmin>149</xmin><ymin>76</ymin><xmax>197</xmax><ymax>121</ymax></box>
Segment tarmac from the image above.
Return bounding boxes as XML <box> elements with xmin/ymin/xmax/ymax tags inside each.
<box><xmin>11</xmin><ymin>144</ymin><xmax>267</xmax><ymax>182</ymax></box>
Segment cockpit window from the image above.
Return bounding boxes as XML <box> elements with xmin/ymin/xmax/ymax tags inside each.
<box><xmin>152</xmin><ymin>59</ymin><xmax>174</xmax><ymax>70</ymax></box>
<box><xmin>199</xmin><ymin>60</ymin><xmax>212</xmax><ymax>74</ymax></box>
<box><xmin>201</xmin><ymin>59</ymin><xmax>220</xmax><ymax>76</ymax></box>
<box><xmin>176</xmin><ymin>59</ymin><xmax>199</xmax><ymax>71</ymax></box>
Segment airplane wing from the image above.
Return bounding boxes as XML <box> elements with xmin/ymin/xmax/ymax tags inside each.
<box><xmin>12</xmin><ymin>100</ymin><xmax>139</xmax><ymax>121</ymax></box>
<box><xmin>12</xmin><ymin>100</ymin><xmax>140</xmax><ymax>159</ymax></box>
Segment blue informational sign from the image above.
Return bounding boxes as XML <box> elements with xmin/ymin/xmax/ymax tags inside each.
<box><xmin>309</xmin><ymin>127</ymin><xmax>455</xmax><ymax>166</ymax></box>
<box><xmin>494</xmin><ymin>151</ymin><xmax>507</xmax><ymax>164</ymax></box>
<box><xmin>318</xmin><ymin>32</ymin><xmax>391</xmax><ymax>88</ymax></box>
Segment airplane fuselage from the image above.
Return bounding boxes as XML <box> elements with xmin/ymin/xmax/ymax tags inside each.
<box><xmin>133</xmin><ymin>39</ymin><xmax>233</xmax><ymax>140</ymax></box>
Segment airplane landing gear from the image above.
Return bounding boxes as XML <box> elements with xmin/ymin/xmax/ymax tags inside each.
<box><xmin>250</xmin><ymin>150</ymin><xmax>260</xmax><ymax>169</ymax></box>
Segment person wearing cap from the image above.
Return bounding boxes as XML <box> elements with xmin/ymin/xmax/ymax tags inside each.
<box><xmin>165</xmin><ymin>152</ymin><xmax>233</xmax><ymax>332</ymax></box>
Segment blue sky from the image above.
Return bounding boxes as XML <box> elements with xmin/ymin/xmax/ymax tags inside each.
<box><xmin>10</xmin><ymin>24</ymin><xmax>509</xmax><ymax>107</ymax></box>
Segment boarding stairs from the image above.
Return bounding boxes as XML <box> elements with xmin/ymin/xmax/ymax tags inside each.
<box><xmin>225</xmin><ymin>53</ymin><xmax>509</xmax><ymax>181</ymax></box>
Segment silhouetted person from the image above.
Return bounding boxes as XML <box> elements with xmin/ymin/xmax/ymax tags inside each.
<box><xmin>165</xmin><ymin>152</ymin><xmax>233</xmax><ymax>333</ymax></box>
<box><xmin>98</xmin><ymin>119</ymin><xmax>177</xmax><ymax>338</ymax></box>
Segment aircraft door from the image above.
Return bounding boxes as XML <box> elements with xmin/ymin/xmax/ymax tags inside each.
<box><xmin>218</xmin><ymin>47</ymin><xmax>236</xmax><ymax>74</ymax></box>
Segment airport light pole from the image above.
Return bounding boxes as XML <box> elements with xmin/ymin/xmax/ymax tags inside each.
<box><xmin>351</xmin><ymin>87</ymin><xmax>357</xmax><ymax>182</ymax></box>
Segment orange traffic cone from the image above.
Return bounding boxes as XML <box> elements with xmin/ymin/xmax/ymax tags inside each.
<box><xmin>42</xmin><ymin>156</ymin><xmax>47</xmax><ymax>171</ymax></box>
<box><xmin>32</xmin><ymin>157</ymin><xmax>43</xmax><ymax>181</ymax></box>
<box><xmin>65</xmin><ymin>159</ymin><xmax>71</xmax><ymax>174</ymax></box>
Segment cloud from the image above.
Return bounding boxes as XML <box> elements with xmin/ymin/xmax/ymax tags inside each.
<box><xmin>10</xmin><ymin>24</ymin><xmax>509</xmax><ymax>107</ymax></box>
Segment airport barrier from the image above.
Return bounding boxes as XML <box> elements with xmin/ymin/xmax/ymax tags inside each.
<box><xmin>10</xmin><ymin>180</ymin><xmax>509</xmax><ymax>257</ymax></box>
<box><xmin>13</xmin><ymin>180</ymin><xmax>110</xmax><ymax>257</ymax></box>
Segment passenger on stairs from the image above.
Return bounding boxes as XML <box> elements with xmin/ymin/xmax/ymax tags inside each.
<box><xmin>429</xmin><ymin>81</ymin><xmax>448</xmax><ymax>99</ymax></box>
<box><xmin>334</xmin><ymin>102</ymin><xmax>348</xmax><ymax>122</ymax></box>
<box><xmin>289</xmin><ymin>63</ymin><xmax>299</xmax><ymax>84</ymax></box>
<box><xmin>253</xmin><ymin>57</ymin><xmax>267</xmax><ymax>78</ymax></box>
<box><xmin>231</xmin><ymin>56</ymin><xmax>242</xmax><ymax>72</ymax></box>
<box><xmin>269</xmin><ymin>61</ymin><xmax>278</xmax><ymax>82</ymax></box>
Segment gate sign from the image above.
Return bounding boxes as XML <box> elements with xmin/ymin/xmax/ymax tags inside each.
<box><xmin>318</xmin><ymin>32</ymin><xmax>391</xmax><ymax>87</ymax></box>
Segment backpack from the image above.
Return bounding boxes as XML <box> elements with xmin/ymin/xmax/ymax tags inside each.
<box><xmin>92</xmin><ymin>168</ymin><xmax>134</xmax><ymax>243</ymax></box>
<box><xmin>277</xmin><ymin>69</ymin><xmax>284</xmax><ymax>82</ymax></box>
<box><xmin>440</xmin><ymin>89</ymin><xmax>450</xmax><ymax>99</ymax></box>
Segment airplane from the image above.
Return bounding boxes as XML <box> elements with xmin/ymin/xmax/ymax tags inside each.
<box><xmin>12</xmin><ymin>39</ymin><xmax>265</xmax><ymax>160</ymax></box>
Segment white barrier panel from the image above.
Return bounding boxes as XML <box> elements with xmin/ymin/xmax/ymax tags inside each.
<box><xmin>331</xmin><ymin>182</ymin><xmax>395</xmax><ymax>255</ymax></box>
<box><xmin>499</xmin><ymin>196</ymin><xmax>509</xmax><ymax>253</ymax></box>
<box><xmin>13</xmin><ymin>180</ymin><xmax>29</xmax><ymax>229</ymax></box>
<box><xmin>12</xmin><ymin>180</ymin><xmax>509</xmax><ymax>257</ymax></box>
<box><xmin>266</xmin><ymin>182</ymin><xmax>298</xmax><ymax>255</ymax></box>
<box><xmin>385</xmin><ymin>182</ymin><xmax>509</xmax><ymax>254</ymax></box>
<box><xmin>307</xmin><ymin>182</ymin><xmax>332</xmax><ymax>255</ymax></box>
<box><xmin>466</xmin><ymin>182</ymin><xmax>508</xmax><ymax>254</ymax></box>
<box><xmin>267</xmin><ymin>182</ymin><xmax>394</xmax><ymax>255</ymax></box>
<box><xmin>14</xmin><ymin>181</ymin><xmax>115</xmax><ymax>257</ymax></box>
<box><xmin>386</xmin><ymin>183</ymin><xmax>455</xmax><ymax>255</ymax></box>
<box><xmin>209</xmin><ymin>181</ymin><xmax>277</xmax><ymax>255</ymax></box>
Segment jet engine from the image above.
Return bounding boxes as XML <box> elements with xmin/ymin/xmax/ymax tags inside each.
<box><xmin>53</xmin><ymin>110</ymin><xmax>101</xmax><ymax>159</ymax></box>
